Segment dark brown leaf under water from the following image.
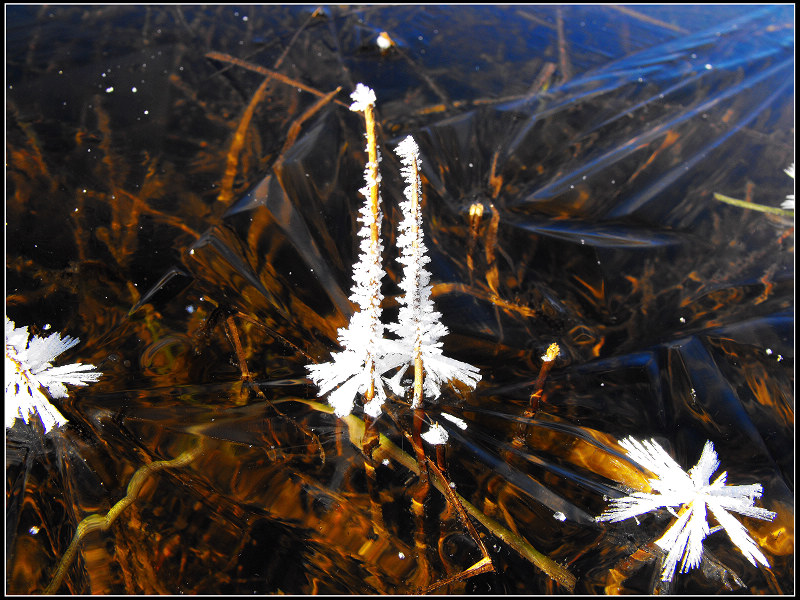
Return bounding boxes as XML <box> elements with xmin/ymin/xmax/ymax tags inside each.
<box><xmin>6</xmin><ymin>5</ymin><xmax>793</xmax><ymax>595</ymax></box>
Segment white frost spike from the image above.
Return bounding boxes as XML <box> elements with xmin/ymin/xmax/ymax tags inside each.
<box><xmin>5</xmin><ymin>316</ymin><xmax>102</xmax><ymax>433</ymax></box>
<box><xmin>388</xmin><ymin>136</ymin><xmax>481</xmax><ymax>406</ymax></box>
<box><xmin>596</xmin><ymin>436</ymin><xmax>777</xmax><ymax>582</ymax></box>
<box><xmin>421</xmin><ymin>422</ymin><xmax>449</xmax><ymax>446</ymax></box>
<box><xmin>307</xmin><ymin>84</ymin><xmax>405</xmax><ymax>418</ymax></box>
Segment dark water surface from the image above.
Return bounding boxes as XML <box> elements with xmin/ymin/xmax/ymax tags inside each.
<box><xmin>6</xmin><ymin>5</ymin><xmax>794</xmax><ymax>594</ymax></box>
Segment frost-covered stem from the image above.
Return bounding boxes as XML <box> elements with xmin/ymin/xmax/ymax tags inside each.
<box><xmin>306</xmin><ymin>84</ymin><xmax>396</xmax><ymax>419</ymax></box>
<box><xmin>391</xmin><ymin>135</ymin><xmax>481</xmax><ymax>406</ymax></box>
<box><xmin>405</xmin><ymin>142</ymin><xmax>430</xmax><ymax>489</ymax></box>
<box><xmin>413</xmin><ymin>354</ymin><xmax>424</xmax><ymax>410</ymax></box>
<box><xmin>363</xmin><ymin>101</ymin><xmax>381</xmax><ymax>250</ymax></box>
<box><xmin>361</xmin><ymin>93</ymin><xmax>380</xmax><ymax>448</ymax></box>
<box><xmin>350</xmin><ymin>85</ymin><xmax>388</xmax><ymax>533</ymax></box>
<box><xmin>364</xmin><ymin>100</ymin><xmax>381</xmax><ymax>398</ymax></box>
<box><xmin>359</xmin><ymin>85</ymin><xmax>381</xmax><ymax>417</ymax></box>
<box><xmin>408</xmin><ymin>144</ymin><xmax>425</xmax><ymax>411</ymax></box>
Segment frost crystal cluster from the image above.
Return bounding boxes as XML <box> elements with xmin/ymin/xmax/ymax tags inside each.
<box><xmin>5</xmin><ymin>316</ymin><xmax>102</xmax><ymax>433</ymax></box>
<box><xmin>597</xmin><ymin>437</ymin><xmax>777</xmax><ymax>582</ymax></box>
<box><xmin>306</xmin><ymin>85</ymin><xmax>480</xmax><ymax>420</ymax></box>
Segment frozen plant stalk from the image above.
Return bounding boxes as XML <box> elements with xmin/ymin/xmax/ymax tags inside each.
<box><xmin>389</xmin><ymin>135</ymin><xmax>481</xmax><ymax>411</ymax></box>
<box><xmin>306</xmin><ymin>84</ymin><xmax>402</xmax><ymax>418</ymax></box>
<box><xmin>306</xmin><ymin>99</ymin><xmax>480</xmax><ymax>423</ymax></box>
<box><xmin>596</xmin><ymin>437</ymin><xmax>777</xmax><ymax>582</ymax></box>
<box><xmin>5</xmin><ymin>316</ymin><xmax>102</xmax><ymax>433</ymax></box>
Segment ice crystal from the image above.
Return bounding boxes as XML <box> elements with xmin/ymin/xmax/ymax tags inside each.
<box><xmin>781</xmin><ymin>162</ymin><xmax>794</xmax><ymax>210</ymax></box>
<box><xmin>5</xmin><ymin>316</ymin><xmax>101</xmax><ymax>433</ymax></box>
<box><xmin>441</xmin><ymin>412</ymin><xmax>468</xmax><ymax>430</ymax></box>
<box><xmin>420</xmin><ymin>422</ymin><xmax>449</xmax><ymax>446</ymax></box>
<box><xmin>349</xmin><ymin>82</ymin><xmax>377</xmax><ymax>113</ymax></box>
<box><xmin>596</xmin><ymin>437</ymin><xmax>777</xmax><ymax>582</ymax></box>
<box><xmin>387</xmin><ymin>136</ymin><xmax>481</xmax><ymax>406</ymax></box>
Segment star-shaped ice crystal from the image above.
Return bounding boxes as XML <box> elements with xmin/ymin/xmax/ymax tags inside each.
<box><xmin>6</xmin><ymin>316</ymin><xmax>102</xmax><ymax>433</ymax></box>
<box><xmin>596</xmin><ymin>437</ymin><xmax>777</xmax><ymax>582</ymax></box>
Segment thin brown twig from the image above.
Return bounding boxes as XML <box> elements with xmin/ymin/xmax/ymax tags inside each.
<box><xmin>526</xmin><ymin>61</ymin><xmax>558</xmax><ymax>97</ymax></box>
<box><xmin>217</xmin><ymin>75</ymin><xmax>273</xmax><ymax>205</ymax></box>
<box><xmin>555</xmin><ymin>7</ymin><xmax>572</xmax><ymax>85</ymax></box>
<box><xmin>608</xmin><ymin>5</ymin><xmax>689</xmax><ymax>34</ymax></box>
<box><xmin>275</xmin><ymin>86</ymin><xmax>343</xmax><ymax>161</ymax></box>
<box><xmin>428</xmin><ymin>459</ymin><xmax>492</xmax><ymax>560</ymax></box>
<box><xmin>528</xmin><ymin>342</ymin><xmax>560</xmax><ymax>416</ymax></box>
<box><xmin>205</xmin><ymin>51</ymin><xmax>349</xmax><ymax>108</ymax></box>
<box><xmin>420</xmin><ymin>459</ymin><xmax>496</xmax><ymax>593</ymax></box>
<box><xmin>210</xmin><ymin>41</ymin><xmax>347</xmax><ymax>205</ymax></box>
